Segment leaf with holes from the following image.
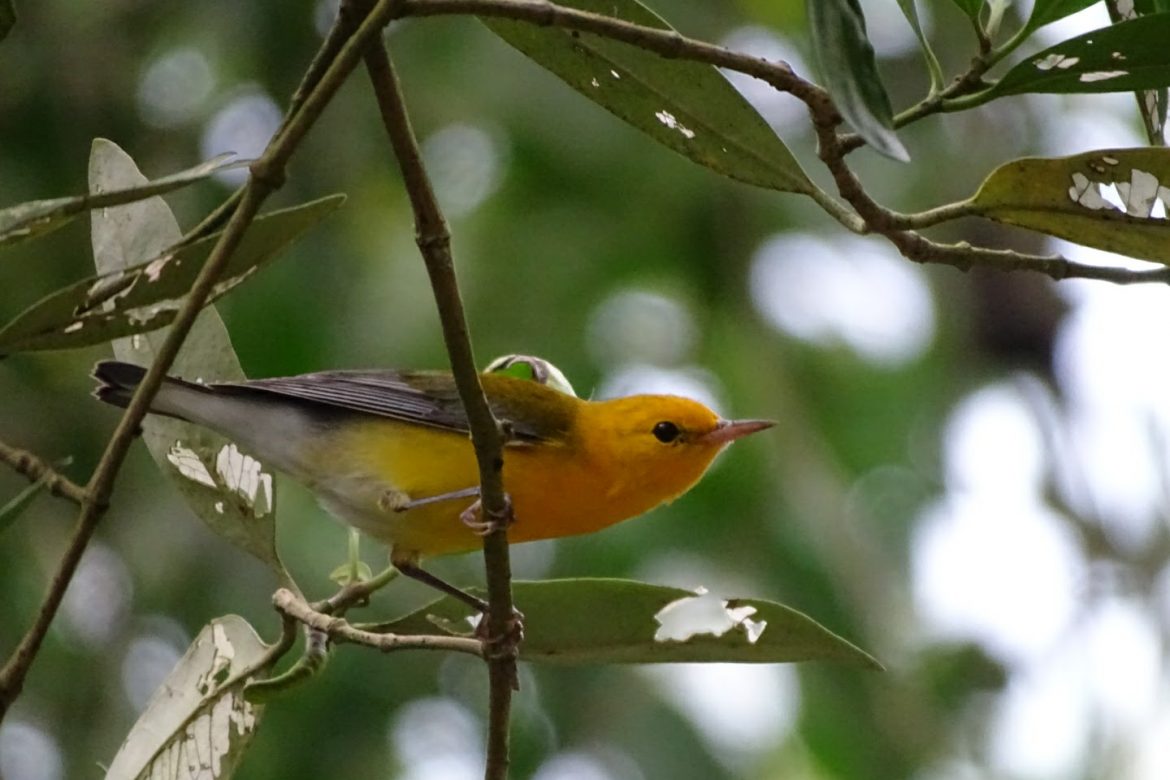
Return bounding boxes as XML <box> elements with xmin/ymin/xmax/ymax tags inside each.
<box><xmin>482</xmin><ymin>0</ymin><xmax>816</xmax><ymax>195</ymax></box>
<box><xmin>0</xmin><ymin>192</ymin><xmax>343</xmax><ymax>355</ymax></box>
<box><xmin>970</xmin><ymin>148</ymin><xmax>1170</xmax><ymax>263</ymax></box>
<box><xmin>990</xmin><ymin>14</ymin><xmax>1170</xmax><ymax>97</ymax></box>
<box><xmin>87</xmin><ymin>139</ymin><xmax>291</xmax><ymax>578</ymax></box>
<box><xmin>809</xmin><ymin>0</ymin><xmax>908</xmax><ymax>161</ymax></box>
<box><xmin>371</xmin><ymin>578</ymin><xmax>882</xmax><ymax>668</ymax></box>
<box><xmin>1114</xmin><ymin>2</ymin><xmax>1170</xmax><ymax>146</ymax></box>
<box><xmin>0</xmin><ymin>153</ymin><xmax>240</xmax><ymax>248</ymax></box>
<box><xmin>104</xmin><ymin>616</ymin><xmax>270</xmax><ymax>780</ymax></box>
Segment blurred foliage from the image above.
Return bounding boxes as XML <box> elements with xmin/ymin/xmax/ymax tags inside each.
<box><xmin>1</xmin><ymin>1</ymin><xmax>1168</xmax><ymax>779</ymax></box>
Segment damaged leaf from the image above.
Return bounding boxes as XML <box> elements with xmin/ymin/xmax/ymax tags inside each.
<box><xmin>0</xmin><ymin>184</ymin><xmax>343</xmax><ymax>355</ymax></box>
<box><xmin>0</xmin><ymin>152</ymin><xmax>240</xmax><ymax>247</ymax></box>
<box><xmin>104</xmin><ymin>616</ymin><xmax>270</xmax><ymax>780</ymax></box>
<box><xmin>372</xmin><ymin>578</ymin><xmax>882</xmax><ymax>668</ymax></box>
<box><xmin>482</xmin><ymin>0</ymin><xmax>816</xmax><ymax>195</ymax></box>
<box><xmin>970</xmin><ymin>147</ymin><xmax>1170</xmax><ymax>263</ymax></box>
<box><xmin>990</xmin><ymin>14</ymin><xmax>1170</xmax><ymax>98</ymax></box>
<box><xmin>88</xmin><ymin>138</ymin><xmax>289</xmax><ymax>578</ymax></box>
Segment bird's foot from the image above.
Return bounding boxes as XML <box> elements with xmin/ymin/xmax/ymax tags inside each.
<box><xmin>460</xmin><ymin>493</ymin><xmax>514</xmax><ymax>537</ymax></box>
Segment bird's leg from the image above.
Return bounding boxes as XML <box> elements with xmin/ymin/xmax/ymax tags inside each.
<box><xmin>460</xmin><ymin>493</ymin><xmax>514</xmax><ymax>537</ymax></box>
<box><xmin>379</xmin><ymin>485</ymin><xmax>480</xmax><ymax>513</ymax></box>
<box><xmin>394</xmin><ymin>560</ymin><xmax>489</xmax><ymax>613</ymax></box>
<box><xmin>393</xmin><ymin>561</ymin><xmax>525</xmax><ymax>648</ymax></box>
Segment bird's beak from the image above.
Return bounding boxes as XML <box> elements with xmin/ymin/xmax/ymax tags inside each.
<box><xmin>696</xmin><ymin>418</ymin><xmax>775</xmax><ymax>445</ymax></box>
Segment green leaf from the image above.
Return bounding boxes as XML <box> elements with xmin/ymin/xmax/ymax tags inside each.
<box><xmin>1020</xmin><ymin>0</ymin><xmax>1101</xmax><ymax>38</ymax></box>
<box><xmin>373</xmin><ymin>578</ymin><xmax>882</xmax><ymax>668</ymax></box>
<box><xmin>87</xmin><ymin>139</ymin><xmax>290</xmax><ymax>578</ymax></box>
<box><xmin>0</xmin><ymin>190</ymin><xmax>344</xmax><ymax>355</ymax></box>
<box><xmin>0</xmin><ymin>0</ymin><xmax>14</xmax><ymax>43</ymax></box>
<box><xmin>896</xmin><ymin>0</ymin><xmax>944</xmax><ymax>91</ymax></box>
<box><xmin>1112</xmin><ymin>1</ymin><xmax>1169</xmax><ymax>145</ymax></box>
<box><xmin>482</xmin><ymin>0</ymin><xmax>816</xmax><ymax>195</ymax></box>
<box><xmin>0</xmin><ymin>153</ymin><xmax>240</xmax><ymax>248</ymax></box>
<box><xmin>808</xmin><ymin>0</ymin><xmax>908</xmax><ymax>162</ymax></box>
<box><xmin>990</xmin><ymin>14</ymin><xmax>1170</xmax><ymax>97</ymax></box>
<box><xmin>970</xmin><ymin>148</ymin><xmax>1170</xmax><ymax>263</ymax></box>
<box><xmin>948</xmin><ymin>0</ymin><xmax>985</xmax><ymax>21</ymax></box>
<box><xmin>104</xmin><ymin>616</ymin><xmax>269</xmax><ymax>780</ymax></box>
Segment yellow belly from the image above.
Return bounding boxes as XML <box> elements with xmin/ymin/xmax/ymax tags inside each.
<box><xmin>310</xmin><ymin>418</ymin><xmax>665</xmax><ymax>561</ymax></box>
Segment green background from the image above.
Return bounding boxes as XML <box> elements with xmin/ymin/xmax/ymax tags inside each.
<box><xmin>2</xmin><ymin>1</ymin><xmax>1164</xmax><ymax>779</ymax></box>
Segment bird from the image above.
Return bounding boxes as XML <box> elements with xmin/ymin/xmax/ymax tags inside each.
<box><xmin>92</xmin><ymin>358</ymin><xmax>773</xmax><ymax>612</ymax></box>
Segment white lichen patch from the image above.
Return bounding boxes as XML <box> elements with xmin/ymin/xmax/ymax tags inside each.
<box><xmin>1067</xmin><ymin>167</ymin><xmax>1170</xmax><ymax>219</ymax></box>
<box><xmin>166</xmin><ymin>443</ymin><xmax>217</xmax><ymax>488</ymax></box>
<box><xmin>1116</xmin><ymin>168</ymin><xmax>1161</xmax><ymax>217</ymax></box>
<box><xmin>143</xmin><ymin>254</ymin><xmax>171</xmax><ymax>282</ymax></box>
<box><xmin>1080</xmin><ymin>70</ymin><xmax>1128</xmax><ymax>83</ymax></box>
<box><xmin>127</xmin><ymin>300</ymin><xmax>181</xmax><ymax>326</ymax></box>
<box><xmin>654</xmin><ymin>110</ymin><xmax>696</xmax><ymax>140</ymax></box>
<box><xmin>653</xmin><ymin>587</ymin><xmax>767</xmax><ymax>644</ymax></box>
<box><xmin>215</xmin><ymin>443</ymin><xmax>274</xmax><ymax>517</ymax></box>
<box><xmin>196</xmin><ymin>622</ymin><xmax>237</xmax><ymax>694</ymax></box>
<box><xmin>1034</xmin><ymin>53</ymin><xmax>1080</xmax><ymax>71</ymax></box>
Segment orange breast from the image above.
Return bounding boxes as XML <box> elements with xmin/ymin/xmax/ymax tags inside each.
<box><xmin>317</xmin><ymin>417</ymin><xmax>654</xmax><ymax>560</ymax></box>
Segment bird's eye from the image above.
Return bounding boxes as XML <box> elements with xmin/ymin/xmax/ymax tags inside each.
<box><xmin>652</xmin><ymin>421</ymin><xmax>681</xmax><ymax>443</ymax></box>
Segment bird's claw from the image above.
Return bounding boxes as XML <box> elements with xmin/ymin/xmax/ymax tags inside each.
<box><xmin>476</xmin><ymin>606</ymin><xmax>525</xmax><ymax>670</ymax></box>
<box><xmin>460</xmin><ymin>494</ymin><xmax>514</xmax><ymax>537</ymax></box>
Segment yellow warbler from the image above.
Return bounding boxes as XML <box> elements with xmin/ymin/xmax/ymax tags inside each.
<box><xmin>93</xmin><ymin>359</ymin><xmax>772</xmax><ymax>609</ymax></box>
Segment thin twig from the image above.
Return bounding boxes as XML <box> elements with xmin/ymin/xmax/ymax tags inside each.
<box><xmin>0</xmin><ymin>0</ymin><xmax>404</xmax><ymax>723</ymax></box>
<box><xmin>179</xmin><ymin>3</ymin><xmax>367</xmax><ymax>247</ymax></box>
<box><xmin>402</xmin><ymin>0</ymin><xmax>827</xmax><ymax>104</ymax></box>
<box><xmin>0</xmin><ymin>439</ymin><xmax>87</xmax><ymax>506</ymax></box>
<box><xmin>246</xmin><ymin>566</ymin><xmax>402</xmax><ymax>703</ymax></box>
<box><xmin>359</xmin><ymin>25</ymin><xmax>517</xmax><ymax>780</ymax></box>
<box><xmin>314</xmin><ymin>565</ymin><xmax>401</xmax><ymax>615</ymax></box>
<box><xmin>274</xmin><ymin>589</ymin><xmax>484</xmax><ymax>656</ymax></box>
<box><xmin>396</xmin><ymin>0</ymin><xmax>1170</xmax><ymax>286</ymax></box>
<box><xmin>890</xmin><ymin>232</ymin><xmax>1170</xmax><ymax>283</ymax></box>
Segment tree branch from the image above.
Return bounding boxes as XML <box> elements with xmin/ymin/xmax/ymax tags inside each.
<box><xmin>273</xmin><ymin>589</ymin><xmax>484</xmax><ymax>656</ymax></box>
<box><xmin>0</xmin><ymin>0</ymin><xmax>405</xmax><ymax>723</ymax></box>
<box><xmin>0</xmin><ymin>439</ymin><xmax>87</xmax><ymax>506</ymax></box>
<box><xmin>395</xmin><ymin>0</ymin><xmax>1170</xmax><ymax>286</ymax></box>
<box><xmin>358</xmin><ymin>25</ymin><xmax>517</xmax><ymax>780</ymax></box>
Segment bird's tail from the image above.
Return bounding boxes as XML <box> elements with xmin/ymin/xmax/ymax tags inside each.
<box><xmin>91</xmin><ymin>359</ymin><xmax>211</xmax><ymax>421</ymax></box>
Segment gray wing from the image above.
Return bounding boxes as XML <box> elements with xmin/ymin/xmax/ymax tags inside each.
<box><xmin>212</xmin><ymin>370</ymin><xmax>472</xmax><ymax>433</ymax></box>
